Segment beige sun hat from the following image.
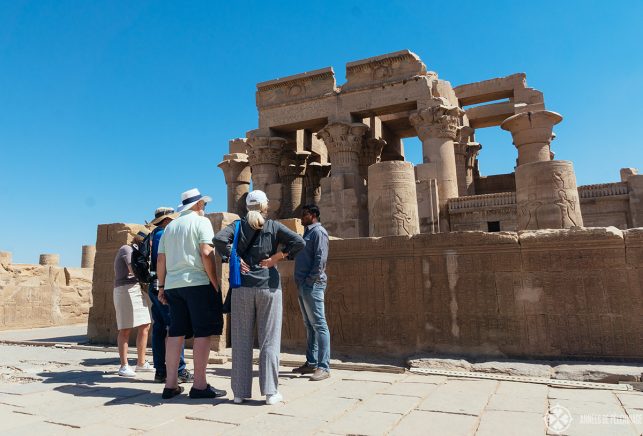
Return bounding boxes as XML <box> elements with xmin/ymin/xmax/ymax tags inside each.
<box><xmin>150</xmin><ymin>207</ymin><xmax>179</xmax><ymax>225</ymax></box>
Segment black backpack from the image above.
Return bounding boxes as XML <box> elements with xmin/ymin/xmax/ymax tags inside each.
<box><xmin>131</xmin><ymin>233</ymin><xmax>153</xmax><ymax>284</ymax></box>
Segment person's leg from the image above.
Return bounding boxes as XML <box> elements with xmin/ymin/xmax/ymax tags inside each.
<box><xmin>136</xmin><ymin>323</ymin><xmax>150</xmax><ymax>366</ymax></box>
<box><xmin>149</xmin><ymin>291</ymin><xmax>168</xmax><ymax>376</ymax></box>
<box><xmin>256</xmin><ymin>288</ymin><xmax>282</xmax><ymax>396</ymax></box>
<box><xmin>231</xmin><ymin>287</ymin><xmax>256</xmax><ymax>399</ymax></box>
<box><xmin>165</xmin><ymin>336</ymin><xmax>184</xmax><ymax>388</ymax></box>
<box><xmin>303</xmin><ymin>282</ymin><xmax>331</xmax><ymax>371</ymax></box>
<box><xmin>164</xmin><ymin>288</ymin><xmax>191</xmax><ymax>390</ymax></box>
<box><xmin>191</xmin><ymin>336</ymin><xmax>211</xmax><ymax>390</ymax></box>
<box><xmin>297</xmin><ymin>285</ymin><xmax>317</xmax><ymax>367</ymax></box>
<box><xmin>155</xmin><ymin>293</ymin><xmax>186</xmax><ymax>374</ymax></box>
<box><xmin>117</xmin><ymin>328</ymin><xmax>131</xmax><ymax>366</ymax></box>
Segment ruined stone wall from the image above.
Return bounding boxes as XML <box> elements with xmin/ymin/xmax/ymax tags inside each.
<box><xmin>281</xmin><ymin>227</ymin><xmax>643</xmax><ymax>360</ymax></box>
<box><xmin>0</xmin><ymin>263</ymin><xmax>92</xmax><ymax>330</ymax></box>
<box><xmin>87</xmin><ymin>223</ymin><xmax>147</xmax><ymax>344</ymax></box>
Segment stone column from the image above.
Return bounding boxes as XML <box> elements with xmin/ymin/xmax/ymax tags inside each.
<box><xmin>316</xmin><ymin>122</ymin><xmax>368</xmax><ymax>176</ymax></box>
<box><xmin>316</xmin><ymin>122</ymin><xmax>369</xmax><ymax>237</ymax></box>
<box><xmin>218</xmin><ymin>152</ymin><xmax>251</xmax><ymax>217</ymax></box>
<box><xmin>368</xmin><ymin>161</ymin><xmax>420</xmax><ymax>237</ymax></box>
<box><xmin>454</xmin><ymin>127</ymin><xmax>473</xmax><ymax>196</ymax></box>
<box><xmin>81</xmin><ymin>245</ymin><xmax>96</xmax><ymax>269</ymax></box>
<box><xmin>359</xmin><ymin>138</ymin><xmax>385</xmax><ymax>182</ymax></box>
<box><xmin>305</xmin><ymin>162</ymin><xmax>331</xmax><ymax>204</ymax></box>
<box><xmin>515</xmin><ymin>160</ymin><xmax>583</xmax><ymax>230</ymax></box>
<box><xmin>465</xmin><ymin>143</ymin><xmax>481</xmax><ymax>196</ymax></box>
<box><xmin>501</xmin><ymin>110</ymin><xmax>562</xmax><ymax>166</ymax></box>
<box><xmin>410</xmin><ymin>98</ymin><xmax>464</xmax><ymax>230</ymax></box>
<box><xmin>39</xmin><ymin>254</ymin><xmax>59</xmax><ymax>266</ymax></box>
<box><xmin>0</xmin><ymin>251</ymin><xmax>11</xmax><ymax>264</ymax></box>
<box><xmin>246</xmin><ymin>136</ymin><xmax>286</xmax><ymax>193</ymax></box>
<box><xmin>279</xmin><ymin>150</ymin><xmax>310</xmax><ymax>217</ymax></box>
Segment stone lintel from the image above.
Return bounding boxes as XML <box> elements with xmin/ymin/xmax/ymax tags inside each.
<box><xmin>256</xmin><ymin>67</ymin><xmax>336</xmax><ymax>109</ymax></box>
<box><xmin>257</xmin><ymin>66</ymin><xmax>335</xmax><ymax>90</ymax></box>
<box><xmin>455</xmin><ymin>73</ymin><xmax>527</xmax><ymax>106</ymax></box>
<box><xmin>229</xmin><ymin>138</ymin><xmax>248</xmax><ymax>154</ymax></box>
<box><xmin>343</xmin><ymin>49</ymin><xmax>427</xmax><ymax>92</ymax></box>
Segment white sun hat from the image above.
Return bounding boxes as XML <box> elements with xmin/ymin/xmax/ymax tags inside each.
<box><xmin>177</xmin><ymin>188</ymin><xmax>212</xmax><ymax>212</ymax></box>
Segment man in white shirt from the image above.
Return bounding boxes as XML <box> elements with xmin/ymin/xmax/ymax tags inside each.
<box><xmin>157</xmin><ymin>188</ymin><xmax>226</xmax><ymax>400</ymax></box>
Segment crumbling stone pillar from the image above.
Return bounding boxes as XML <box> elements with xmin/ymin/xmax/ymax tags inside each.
<box><xmin>410</xmin><ymin>98</ymin><xmax>464</xmax><ymax>230</ymax></box>
<box><xmin>246</xmin><ymin>135</ymin><xmax>286</xmax><ymax>193</ymax></box>
<box><xmin>218</xmin><ymin>151</ymin><xmax>251</xmax><ymax>217</ymax></box>
<box><xmin>316</xmin><ymin>122</ymin><xmax>369</xmax><ymax>237</ymax></box>
<box><xmin>39</xmin><ymin>254</ymin><xmax>59</xmax><ymax>266</ymax></box>
<box><xmin>368</xmin><ymin>161</ymin><xmax>420</xmax><ymax>237</ymax></box>
<box><xmin>515</xmin><ymin>160</ymin><xmax>583</xmax><ymax>230</ymax></box>
<box><xmin>305</xmin><ymin>162</ymin><xmax>331</xmax><ymax>205</ymax></box>
<box><xmin>0</xmin><ymin>251</ymin><xmax>11</xmax><ymax>264</ymax></box>
<box><xmin>501</xmin><ymin>110</ymin><xmax>562</xmax><ymax>166</ymax></box>
<box><xmin>81</xmin><ymin>245</ymin><xmax>96</xmax><ymax>269</ymax></box>
<box><xmin>359</xmin><ymin>138</ymin><xmax>385</xmax><ymax>182</ymax></box>
<box><xmin>279</xmin><ymin>150</ymin><xmax>310</xmax><ymax>217</ymax></box>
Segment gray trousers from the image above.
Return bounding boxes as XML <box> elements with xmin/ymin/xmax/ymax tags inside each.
<box><xmin>231</xmin><ymin>286</ymin><xmax>282</xmax><ymax>398</ymax></box>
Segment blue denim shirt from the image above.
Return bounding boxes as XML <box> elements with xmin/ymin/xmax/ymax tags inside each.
<box><xmin>294</xmin><ymin>222</ymin><xmax>329</xmax><ymax>286</ymax></box>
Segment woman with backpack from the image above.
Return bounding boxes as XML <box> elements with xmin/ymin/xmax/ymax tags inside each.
<box><xmin>112</xmin><ymin>230</ymin><xmax>153</xmax><ymax>377</ymax></box>
<box><xmin>213</xmin><ymin>190</ymin><xmax>305</xmax><ymax>405</ymax></box>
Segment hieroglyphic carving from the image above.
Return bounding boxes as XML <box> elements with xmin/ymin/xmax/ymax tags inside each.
<box><xmin>393</xmin><ymin>194</ymin><xmax>412</xmax><ymax>235</ymax></box>
<box><xmin>368</xmin><ymin>161</ymin><xmax>420</xmax><ymax>237</ymax></box>
<box><xmin>515</xmin><ymin>160</ymin><xmax>583</xmax><ymax>230</ymax></box>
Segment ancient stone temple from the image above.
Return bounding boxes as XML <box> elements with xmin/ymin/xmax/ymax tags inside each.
<box><xmin>87</xmin><ymin>49</ymin><xmax>643</xmax><ymax>361</ymax></box>
<box><xmin>219</xmin><ymin>49</ymin><xmax>643</xmax><ymax>236</ymax></box>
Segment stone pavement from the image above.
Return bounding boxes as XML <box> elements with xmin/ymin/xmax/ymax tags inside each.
<box><xmin>2</xmin><ymin>342</ymin><xmax>643</xmax><ymax>435</ymax></box>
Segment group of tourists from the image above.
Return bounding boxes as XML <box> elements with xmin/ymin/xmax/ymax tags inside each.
<box><xmin>112</xmin><ymin>188</ymin><xmax>331</xmax><ymax>405</ymax></box>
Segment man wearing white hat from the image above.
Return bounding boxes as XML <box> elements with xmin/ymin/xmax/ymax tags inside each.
<box><xmin>147</xmin><ymin>207</ymin><xmax>193</xmax><ymax>384</ymax></box>
<box><xmin>156</xmin><ymin>189</ymin><xmax>226</xmax><ymax>400</ymax></box>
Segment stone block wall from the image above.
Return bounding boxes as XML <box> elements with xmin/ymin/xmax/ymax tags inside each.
<box><xmin>281</xmin><ymin>227</ymin><xmax>643</xmax><ymax>360</ymax></box>
<box><xmin>0</xmin><ymin>263</ymin><xmax>92</xmax><ymax>330</ymax></box>
<box><xmin>87</xmin><ymin>223</ymin><xmax>147</xmax><ymax>344</ymax></box>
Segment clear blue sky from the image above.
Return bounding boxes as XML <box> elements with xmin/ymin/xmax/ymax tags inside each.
<box><xmin>1</xmin><ymin>0</ymin><xmax>642</xmax><ymax>267</ymax></box>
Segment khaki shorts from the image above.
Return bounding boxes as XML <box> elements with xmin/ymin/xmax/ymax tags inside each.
<box><xmin>113</xmin><ymin>283</ymin><xmax>151</xmax><ymax>330</ymax></box>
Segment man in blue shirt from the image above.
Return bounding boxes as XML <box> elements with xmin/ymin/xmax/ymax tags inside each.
<box><xmin>293</xmin><ymin>204</ymin><xmax>331</xmax><ymax>381</ymax></box>
<box><xmin>148</xmin><ymin>207</ymin><xmax>193</xmax><ymax>384</ymax></box>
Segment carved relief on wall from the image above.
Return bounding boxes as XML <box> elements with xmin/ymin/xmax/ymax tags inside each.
<box><xmin>515</xmin><ymin>161</ymin><xmax>583</xmax><ymax>230</ymax></box>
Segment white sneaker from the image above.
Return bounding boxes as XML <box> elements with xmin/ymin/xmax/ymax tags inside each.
<box><xmin>135</xmin><ymin>361</ymin><xmax>154</xmax><ymax>372</ymax></box>
<box><xmin>233</xmin><ymin>397</ymin><xmax>245</xmax><ymax>404</ymax></box>
<box><xmin>265</xmin><ymin>392</ymin><xmax>283</xmax><ymax>405</ymax></box>
<box><xmin>118</xmin><ymin>365</ymin><xmax>136</xmax><ymax>377</ymax></box>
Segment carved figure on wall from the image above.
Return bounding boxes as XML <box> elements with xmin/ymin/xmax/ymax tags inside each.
<box><xmin>552</xmin><ymin>171</ymin><xmax>579</xmax><ymax>227</ymax></box>
<box><xmin>392</xmin><ymin>194</ymin><xmax>412</xmax><ymax>235</ymax></box>
<box><xmin>326</xmin><ymin>289</ymin><xmax>349</xmax><ymax>342</ymax></box>
<box><xmin>282</xmin><ymin>293</ymin><xmax>298</xmax><ymax>340</ymax></box>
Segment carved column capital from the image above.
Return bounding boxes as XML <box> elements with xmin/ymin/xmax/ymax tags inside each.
<box><xmin>218</xmin><ymin>153</ymin><xmax>251</xmax><ymax>184</ymax></box>
<box><xmin>465</xmin><ymin>142</ymin><xmax>482</xmax><ymax>169</ymax></box>
<box><xmin>316</xmin><ymin>122</ymin><xmax>368</xmax><ymax>174</ymax></box>
<box><xmin>501</xmin><ymin>110</ymin><xmax>562</xmax><ymax>165</ymax></box>
<box><xmin>410</xmin><ymin>99</ymin><xmax>464</xmax><ymax>141</ymax></box>
<box><xmin>246</xmin><ymin>136</ymin><xmax>287</xmax><ymax>167</ymax></box>
<box><xmin>279</xmin><ymin>151</ymin><xmax>311</xmax><ymax>179</ymax></box>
